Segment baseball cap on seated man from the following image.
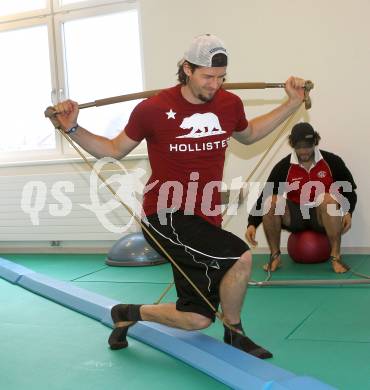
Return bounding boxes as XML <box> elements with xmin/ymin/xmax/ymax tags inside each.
<box><xmin>289</xmin><ymin>122</ymin><xmax>317</xmax><ymax>147</ymax></box>
<box><xmin>183</xmin><ymin>34</ymin><xmax>228</xmax><ymax>67</ymax></box>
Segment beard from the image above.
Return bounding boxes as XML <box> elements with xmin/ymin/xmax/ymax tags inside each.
<box><xmin>197</xmin><ymin>87</ymin><xmax>218</xmax><ymax>102</ymax></box>
<box><xmin>298</xmin><ymin>152</ymin><xmax>314</xmax><ymax>163</ymax></box>
<box><xmin>186</xmin><ymin>80</ymin><xmax>219</xmax><ymax>103</ymax></box>
<box><xmin>197</xmin><ymin>93</ymin><xmax>213</xmax><ymax>103</ymax></box>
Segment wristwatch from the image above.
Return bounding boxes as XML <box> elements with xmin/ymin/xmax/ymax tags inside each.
<box><xmin>65</xmin><ymin>124</ymin><xmax>79</xmax><ymax>134</ymax></box>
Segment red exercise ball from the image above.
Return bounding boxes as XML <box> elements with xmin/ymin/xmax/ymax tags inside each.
<box><xmin>287</xmin><ymin>230</ymin><xmax>331</xmax><ymax>264</ymax></box>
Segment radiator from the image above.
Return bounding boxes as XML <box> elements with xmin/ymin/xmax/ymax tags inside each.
<box><xmin>0</xmin><ymin>168</ymin><xmax>144</xmax><ymax>243</ymax></box>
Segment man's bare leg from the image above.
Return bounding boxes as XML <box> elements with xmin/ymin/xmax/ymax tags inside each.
<box><xmin>218</xmin><ymin>250</ymin><xmax>272</xmax><ymax>359</ymax></box>
<box><xmin>112</xmin><ymin>302</ymin><xmax>212</xmax><ymax>330</ymax></box>
<box><xmin>141</xmin><ymin>303</ymin><xmax>211</xmax><ymax>329</ymax></box>
<box><xmin>262</xmin><ymin>195</ymin><xmax>291</xmax><ymax>271</ymax></box>
<box><xmin>316</xmin><ymin>193</ymin><xmax>348</xmax><ymax>273</ymax></box>
<box><xmin>109</xmin><ymin>303</ymin><xmax>211</xmax><ymax>349</ymax></box>
<box><xmin>219</xmin><ymin>250</ymin><xmax>252</xmax><ymax>324</ymax></box>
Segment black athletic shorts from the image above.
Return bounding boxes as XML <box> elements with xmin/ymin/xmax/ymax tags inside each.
<box><xmin>142</xmin><ymin>210</ymin><xmax>249</xmax><ymax>321</ymax></box>
<box><xmin>282</xmin><ymin>199</ymin><xmax>325</xmax><ymax>233</ymax></box>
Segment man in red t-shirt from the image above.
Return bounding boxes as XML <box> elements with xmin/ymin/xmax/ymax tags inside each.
<box><xmin>50</xmin><ymin>34</ymin><xmax>306</xmax><ymax>359</ymax></box>
<box><xmin>245</xmin><ymin>122</ymin><xmax>357</xmax><ymax>273</ymax></box>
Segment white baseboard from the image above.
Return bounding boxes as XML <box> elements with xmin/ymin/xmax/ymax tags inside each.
<box><xmin>0</xmin><ymin>241</ymin><xmax>114</xmax><ymax>254</ymax></box>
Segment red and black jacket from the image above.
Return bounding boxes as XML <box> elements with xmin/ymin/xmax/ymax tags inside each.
<box><xmin>247</xmin><ymin>150</ymin><xmax>357</xmax><ymax>228</ymax></box>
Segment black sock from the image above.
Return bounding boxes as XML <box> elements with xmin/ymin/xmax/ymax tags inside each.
<box><xmin>224</xmin><ymin>322</ymin><xmax>273</xmax><ymax>360</ymax></box>
<box><xmin>224</xmin><ymin>322</ymin><xmax>245</xmax><ymax>343</ymax></box>
<box><xmin>111</xmin><ymin>304</ymin><xmax>142</xmax><ymax>322</ymax></box>
<box><xmin>108</xmin><ymin>304</ymin><xmax>142</xmax><ymax>350</ymax></box>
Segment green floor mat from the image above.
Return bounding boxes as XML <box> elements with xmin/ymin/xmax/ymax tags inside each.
<box><xmin>271</xmin><ymin>339</ymin><xmax>370</xmax><ymax>390</ymax></box>
<box><xmin>4</xmin><ymin>254</ymin><xmax>108</xmax><ymax>281</ymax></box>
<box><xmin>74</xmin><ymin>280</ymin><xmax>178</xmax><ymax>304</ymax></box>
<box><xmin>0</xmin><ymin>279</ymin><xmax>228</xmax><ymax>390</ymax></box>
<box><xmin>75</xmin><ymin>263</ymin><xmax>172</xmax><ymax>283</ymax></box>
<box><xmin>288</xmin><ymin>291</ymin><xmax>370</xmax><ymax>342</ymax></box>
<box><xmin>2</xmin><ymin>253</ymin><xmax>369</xmax><ymax>390</ymax></box>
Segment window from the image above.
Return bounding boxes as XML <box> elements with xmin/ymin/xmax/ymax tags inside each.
<box><xmin>61</xmin><ymin>10</ymin><xmax>142</xmax><ymax>139</ymax></box>
<box><xmin>0</xmin><ymin>24</ymin><xmax>54</xmax><ymax>153</ymax></box>
<box><xmin>0</xmin><ymin>1</ymin><xmax>46</xmax><ymax>17</ymax></box>
<box><xmin>0</xmin><ymin>0</ymin><xmax>145</xmax><ymax>165</ymax></box>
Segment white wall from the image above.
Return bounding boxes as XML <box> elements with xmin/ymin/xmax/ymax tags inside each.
<box><xmin>138</xmin><ymin>0</ymin><xmax>370</xmax><ymax>251</ymax></box>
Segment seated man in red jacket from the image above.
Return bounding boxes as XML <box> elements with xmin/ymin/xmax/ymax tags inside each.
<box><xmin>245</xmin><ymin>122</ymin><xmax>357</xmax><ymax>273</ymax></box>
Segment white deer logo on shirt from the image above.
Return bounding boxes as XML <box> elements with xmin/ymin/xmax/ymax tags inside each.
<box><xmin>177</xmin><ymin>112</ymin><xmax>226</xmax><ymax>138</ymax></box>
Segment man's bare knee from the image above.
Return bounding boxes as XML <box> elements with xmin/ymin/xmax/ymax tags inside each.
<box><xmin>264</xmin><ymin>195</ymin><xmax>277</xmax><ymax>215</ymax></box>
<box><xmin>317</xmin><ymin>193</ymin><xmax>341</xmax><ymax>218</ymax></box>
<box><xmin>226</xmin><ymin>250</ymin><xmax>252</xmax><ymax>277</ymax></box>
<box><xmin>239</xmin><ymin>250</ymin><xmax>252</xmax><ymax>268</ymax></box>
<box><xmin>184</xmin><ymin>313</ymin><xmax>212</xmax><ymax>330</ymax></box>
<box><xmin>318</xmin><ymin>192</ymin><xmax>339</xmax><ymax>207</ymax></box>
<box><xmin>264</xmin><ymin>195</ymin><xmax>286</xmax><ymax>217</ymax></box>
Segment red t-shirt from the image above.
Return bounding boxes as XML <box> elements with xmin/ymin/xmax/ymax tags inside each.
<box><xmin>124</xmin><ymin>84</ymin><xmax>248</xmax><ymax>226</ymax></box>
<box><xmin>286</xmin><ymin>159</ymin><xmax>334</xmax><ymax>204</ymax></box>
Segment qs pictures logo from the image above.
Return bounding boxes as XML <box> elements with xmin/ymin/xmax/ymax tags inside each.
<box><xmin>21</xmin><ymin>157</ymin><xmax>155</xmax><ymax>233</ymax></box>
